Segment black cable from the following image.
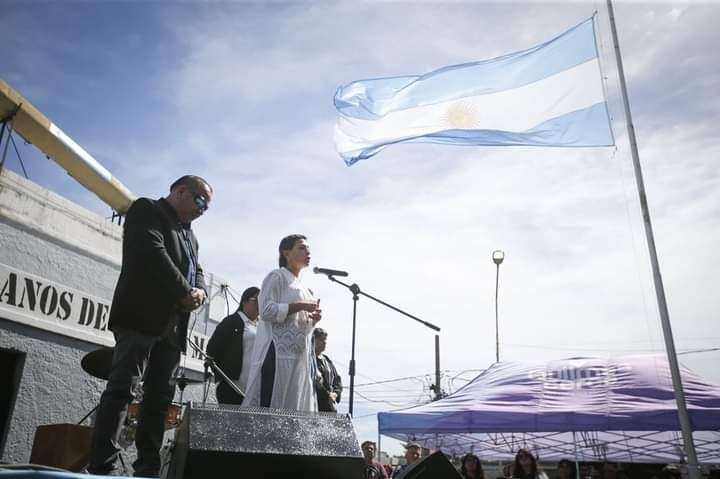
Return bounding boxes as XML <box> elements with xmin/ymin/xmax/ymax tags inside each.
<box><xmin>221</xmin><ymin>285</ymin><xmax>230</xmax><ymax>317</ymax></box>
<box><xmin>9</xmin><ymin>133</ymin><xmax>28</xmax><ymax>179</ymax></box>
<box><xmin>354</xmin><ymin>390</ymin><xmax>424</xmax><ymax>408</ymax></box>
<box><xmin>678</xmin><ymin>347</ymin><xmax>720</xmax><ymax>355</ymax></box>
<box><xmin>225</xmin><ymin>286</ymin><xmax>242</xmax><ymax>306</ymax></box>
<box><xmin>0</xmin><ymin>122</ymin><xmax>13</xmax><ymax>169</ymax></box>
<box><xmin>354</xmin><ymin>374</ymin><xmax>431</xmax><ymax>387</ymax></box>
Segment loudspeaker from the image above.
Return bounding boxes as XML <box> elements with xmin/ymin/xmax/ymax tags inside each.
<box><xmin>30</xmin><ymin>423</ymin><xmax>94</xmax><ymax>471</ymax></box>
<box><xmin>396</xmin><ymin>451</ymin><xmax>462</xmax><ymax>479</ymax></box>
<box><xmin>168</xmin><ymin>403</ymin><xmax>365</xmax><ymax>479</ymax></box>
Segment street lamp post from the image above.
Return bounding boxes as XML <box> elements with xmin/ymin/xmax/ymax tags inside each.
<box><xmin>492</xmin><ymin>250</ymin><xmax>505</xmax><ymax>363</ymax></box>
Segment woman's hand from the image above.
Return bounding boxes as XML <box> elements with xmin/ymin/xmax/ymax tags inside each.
<box><xmin>310</xmin><ymin>308</ymin><xmax>322</xmax><ymax>325</ymax></box>
<box><xmin>302</xmin><ymin>300</ymin><xmax>320</xmax><ymax>312</ymax></box>
<box><xmin>288</xmin><ymin>299</ymin><xmax>320</xmax><ymax>315</ymax></box>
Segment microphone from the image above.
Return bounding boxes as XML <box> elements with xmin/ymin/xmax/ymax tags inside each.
<box><xmin>313</xmin><ymin>266</ymin><xmax>349</xmax><ymax>277</ymax></box>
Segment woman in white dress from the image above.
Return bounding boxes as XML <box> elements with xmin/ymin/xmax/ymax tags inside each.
<box><xmin>243</xmin><ymin>234</ymin><xmax>322</xmax><ymax>411</ymax></box>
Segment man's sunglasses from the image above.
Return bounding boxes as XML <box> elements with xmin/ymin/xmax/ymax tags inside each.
<box><xmin>193</xmin><ymin>194</ymin><xmax>209</xmax><ymax>211</ymax></box>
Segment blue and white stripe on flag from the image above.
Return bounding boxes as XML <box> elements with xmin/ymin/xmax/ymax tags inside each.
<box><xmin>333</xmin><ymin>17</ymin><xmax>614</xmax><ymax>166</ymax></box>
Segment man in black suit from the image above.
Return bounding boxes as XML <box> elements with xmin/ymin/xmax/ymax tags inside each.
<box><xmin>88</xmin><ymin>175</ymin><xmax>212</xmax><ymax>477</ymax></box>
<box><xmin>206</xmin><ymin>286</ymin><xmax>260</xmax><ymax>405</ymax></box>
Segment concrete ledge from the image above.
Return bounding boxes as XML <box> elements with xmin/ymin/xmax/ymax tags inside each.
<box><xmin>0</xmin><ymin>168</ymin><xmax>121</xmax><ymax>266</ymax></box>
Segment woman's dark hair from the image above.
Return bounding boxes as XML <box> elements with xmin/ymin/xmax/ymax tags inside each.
<box><xmin>512</xmin><ymin>448</ymin><xmax>538</xmax><ymax>478</ymax></box>
<box><xmin>460</xmin><ymin>453</ymin><xmax>485</xmax><ymax>479</ymax></box>
<box><xmin>278</xmin><ymin>234</ymin><xmax>307</xmax><ymax>267</ymax></box>
<box><xmin>239</xmin><ymin>286</ymin><xmax>260</xmax><ymax>310</ymax></box>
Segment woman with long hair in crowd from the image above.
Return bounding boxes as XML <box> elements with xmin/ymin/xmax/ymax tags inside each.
<box><xmin>460</xmin><ymin>453</ymin><xmax>485</xmax><ymax>479</ymax></box>
<box><xmin>512</xmin><ymin>449</ymin><xmax>548</xmax><ymax>479</ymax></box>
<box><xmin>243</xmin><ymin>234</ymin><xmax>322</xmax><ymax>411</ymax></box>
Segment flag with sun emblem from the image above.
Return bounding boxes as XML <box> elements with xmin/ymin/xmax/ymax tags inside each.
<box><xmin>333</xmin><ymin>17</ymin><xmax>614</xmax><ymax>166</ymax></box>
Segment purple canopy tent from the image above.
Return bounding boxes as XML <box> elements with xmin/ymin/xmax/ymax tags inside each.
<box><xmin>378</xmin><ymin>355</ymin><xmax>720</xmax><ymax>463</ymax></box>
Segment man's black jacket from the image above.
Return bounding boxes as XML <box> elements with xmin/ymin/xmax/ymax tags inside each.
<box><xmin>108</xmin><ymin>197</ymin><xmax>205</xmax><ymax>349</ymax></box>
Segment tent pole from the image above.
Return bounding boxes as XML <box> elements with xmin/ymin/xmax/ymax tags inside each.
<box><xmin>605</xmin><ymin>1</ymin><xmax>700</xmax><ymax>477</ymax></box>
<box><xmin>573</xmin><ymin>431</ymin><xmax>580</xmax><ymax>479</ymax></box>
<box><xmin>377</xmin><ymin>431</ymin><xmax>381</xmax><ymax>461</ymax></box>
<box><xmin>434</xmin><ymin>335</ymin><xmax>442</xmax><ymax>400</ymax></box>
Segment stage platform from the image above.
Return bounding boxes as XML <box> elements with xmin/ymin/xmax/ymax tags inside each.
<box><xmin>0</xmin><ymin>471</ymin><xmax>128</xmax><ymax>479</ymax></box>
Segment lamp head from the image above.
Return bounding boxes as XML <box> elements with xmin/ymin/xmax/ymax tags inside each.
<box><xmin>492</xmin><ymin>250</ymin><xmax>505</xmax><ymax>265</ymax></box>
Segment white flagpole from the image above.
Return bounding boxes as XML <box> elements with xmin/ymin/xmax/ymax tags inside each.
<box><xmin>605</xmin><ymin>1</ymin><xmax>700</xmax><ymax>476</ymax></box>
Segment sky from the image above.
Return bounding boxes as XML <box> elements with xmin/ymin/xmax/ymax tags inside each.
<box><xmin>1</xmin><ymin>0</ymin><xmax>719</xmax><ymax>457</ymax></box>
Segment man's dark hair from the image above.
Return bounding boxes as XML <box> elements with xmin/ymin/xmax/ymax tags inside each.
<box><xmin>361</xmin><ymin>441</ymin><xmax>376</xmax><ymax>449</ymax></box>
<box><xmin>170</xmin><ymin>175</ymin><xmax>213</xmax><ymax>194</ymax></box>
<box><xmin>278</xmin><ymin>234</ymin><xmax>307</xmax><ymax>267</ymax></box>
<box><xmin>239</xmin><ymin>286</ymin><xmax>260</xmax><ymax>311</ymax></box>
<box><xmin>313</xmin><ymin>327</ymin><xmax>327</xmax><ymax>339</ymax></box>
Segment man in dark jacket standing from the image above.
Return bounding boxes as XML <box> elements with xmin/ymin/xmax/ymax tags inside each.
<box><xmin>88</xmin><ymin>175</ymin><xmax>212</xmax><ymax>477</ymax></box>
<box><xmin>206</xmin><ymin>286</ymin><xmax>260</xmax><ymax>405</ymax></box>
<box><xmin>313</xmin><ymin>328</ymin><xmax>342</xmax><ymax>412</ymax></box>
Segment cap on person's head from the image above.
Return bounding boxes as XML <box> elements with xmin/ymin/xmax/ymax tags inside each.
<box><xmin>313</xmin><ymin>327</ymin><xmax>327</xmax><ymax>338</ymax></box>
<box><xmin>404</xmin><ymin>442</ymin><xmax>421</xmax><ymax>450</ymax></box>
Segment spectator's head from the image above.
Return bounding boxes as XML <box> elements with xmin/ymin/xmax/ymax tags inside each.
<box><xmin>557</xmin><ymin>459</ymin><xmax>576</xmax><ymax>479</ymax></box>
<box><xmin>661</xmin><ymin>465</ymin><xmax>681</xmax><ymax>479</ymax></box>
<box><xmin>361</xmin><ymin>441</ymin><xmax>376</xmax><ymax>462</ymax></box>
<box><xmin>167</xmin><ymin>175</ymin><xmax>213</xmax><ymax>224</ymax></box>
<box><xmin>513</xmin><ymin>448</ymin><xmax>537</xmax><ymax>477</ymax></box>
<box><xmin>461</xmin><ymin>453</ymin><xmax>484</xmax><ymax>478</ymax></box>
<box><xmin>239</xmin><ymin>286</ymin><xmax>260</xmax><ymax>320</ymax></box>
<box><xmin>602</xmin><ymin>462</ymin><xmax>618</xmax><ymax>479</ymax></box>
<box><xmin>313</xmin><ymin>328</ymin><xmax>328</xmax><ymax>355</ymax></box>
<box><xmin>278</xmin><ymin>234</ymin><xmax>309</xmax><ymax>271</ymax></box>
<box><xmin>404</xmin><ymin>443</ymin><xmax>421</xmax><ymax>465</ymax></box>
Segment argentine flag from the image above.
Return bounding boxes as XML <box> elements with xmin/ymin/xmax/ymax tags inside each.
<box><xmin>334</xmin><ymin>17</ymin><xmax>614</xmax><ymax>166</ymax></box>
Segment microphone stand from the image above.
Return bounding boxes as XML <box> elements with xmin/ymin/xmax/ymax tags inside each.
<box><xmin>186</xmin><ymin>337</ymin><xmax>245</xmax><ymax>404</ymax></box>
<box><xmin>322</xmin><ymin>275</ymin><xmax>440</xmax><ymax>416</ymax></box>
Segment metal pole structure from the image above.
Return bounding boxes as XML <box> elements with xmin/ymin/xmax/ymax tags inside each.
<box><xmin>495</xmin><ymin>264</ymin><xmax>500</xmax><ymax>363</ymax></box>
<box><xmin>434</xmin><ymin>335</ymin><xmax>441</xmax><ymax>400</ymax></box>
<box><xmin>572</xmin><ymin>431</ymin><xmax>580</xmax><ymax>479</ymax></box>
<box><xmin>377</xmin><ymin>431</ymin><xmax>382</xmax><ymax>464</ymax></box>
<box><xmin>605</xmin><ymin>2</ymin><xmax>700</xmax><ymax>476</ymax></box>
<box><xmin>324</xmin><ymin>275</ymin><xmax>440</xmax><ymax>416</ymax></box>
<box><xmin>492</xmin><ymin>250</ymin><xmax>505</xmax><ymax>363</ymax></box>
<box><xmin>203</xmin><ymin>272</ymin><xmax>213</xmax><ymax>336</ymax></box>
<box><xmin>349</xmin><ymin>286</ymin><xmax>359</xmax><ymax>416</ymax></box>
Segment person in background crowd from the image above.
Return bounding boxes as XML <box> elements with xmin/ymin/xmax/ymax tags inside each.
<box><xmin>512</xmin><ymin>448</ymin><xmax>549</xmax><ymax>479</ymax></box>
<box><xmin>556</xmin><ymin>459</ymin><xmax>576</xmax><ymax>479</ymax></box>
<box><xmin>243</xmin><ymin>234</ymin><xmax>322</xmax><ymax>411</ymax></box>
<box><xmin>313</xmin><ymin>327</ymin><xmax>342</xmax><ymax>412</ymax></box>
<box><xmin>601</xmin><ymin>462</ymin><xmax>618</xmax><ymax>479</ymax></box>
<box><xmin>362</xmin><ymin>441</ymin><xmax>388</xmax><ymax>479</ymax></box>
<box><xmin>88</xmin><ymin>175</ymin><xmax>212</xmax><ymax>477</ymax></box>
<box><xmin>460</xmin><ymin>453</ymin><xmax>485</xmax><ymax>479</ymax></box>
<box><xmin>206</xmin><ymin>286</ymin><xmax>260</xmax><ymax>404</ymax></box>
<box><xmin>580</xmin><ymin>463</ymin><xmax>600</xmax><ymax>479</ymax></box>
<box><xmin>392</xmin><ymin>443</ymin><xmax>422</xmax><ymax>478</ymax></box>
